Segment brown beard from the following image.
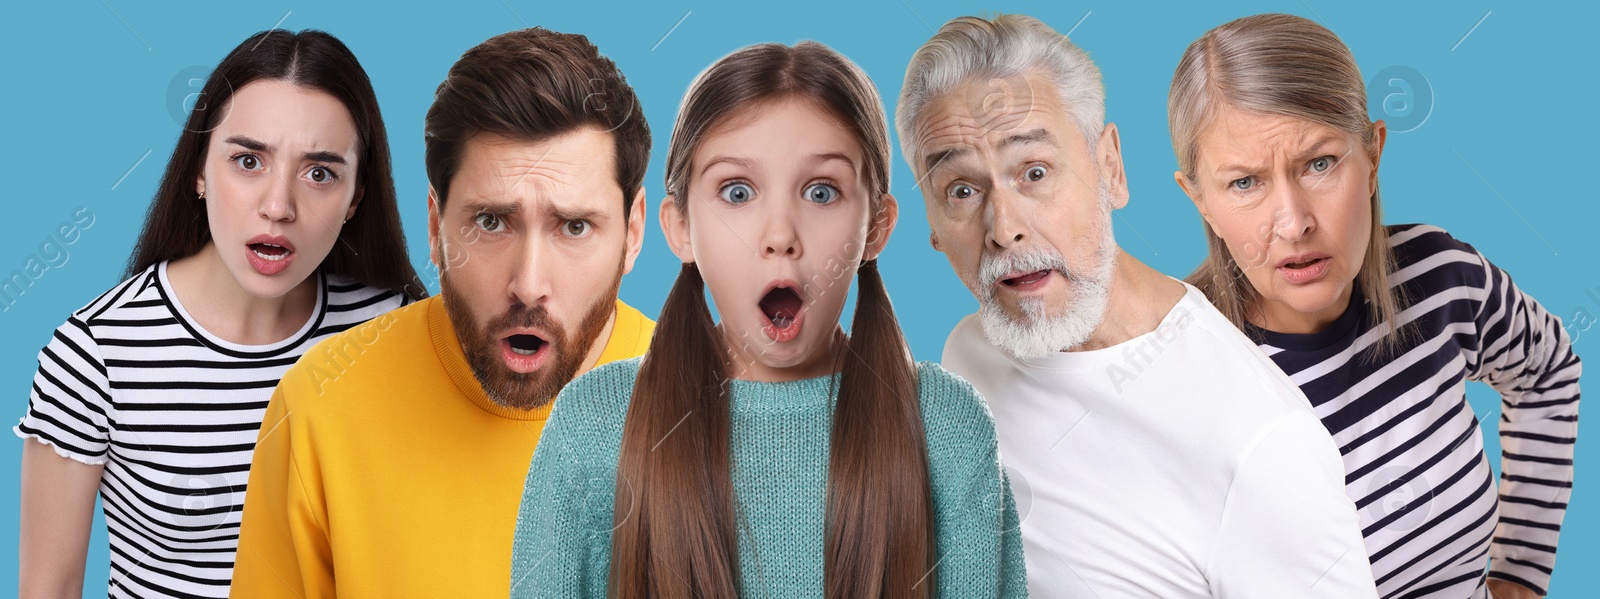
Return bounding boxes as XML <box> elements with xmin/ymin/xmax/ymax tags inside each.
<box><xmin>439</xmin><ymin>259</ymin><xmax>622</xmax><ymax>411</ymax></box>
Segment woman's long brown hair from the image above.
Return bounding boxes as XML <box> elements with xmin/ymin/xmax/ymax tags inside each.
<box><xmin>127</xmin><ymin>29</ymin><xmax>425</xmax><ymax>300</ymax></box>
<box><xmin>610</xmin><ymin>42</ymin><xmax>933</xmax><ymax>597</ymax></box>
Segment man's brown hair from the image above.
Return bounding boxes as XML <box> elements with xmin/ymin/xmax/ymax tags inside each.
<box><xmin>425</xmin><ymin>27</ymin><xmax>650</xmax><ymax>216</ymax></box>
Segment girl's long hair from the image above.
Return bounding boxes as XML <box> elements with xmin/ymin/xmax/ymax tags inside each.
<box><xmin>127</xmin><ymin>29</ymin><xmax>425</xmax><ymax>300</ymax></box>
<box><xmin>609</xmin><ymin>42</ymin><xmax>933</xmax><ymax>598</ymax></box>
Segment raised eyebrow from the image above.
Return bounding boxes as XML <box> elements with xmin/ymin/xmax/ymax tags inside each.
<box><xmin>923</xmin><ymin>147</ymin><xmax>968</xmax><ymax>175</ymax></box>
<box><xmin>699</xmin><ymin>155</ymin><xmax>758</xmax><ymax>178</ymax></box>
<box><xmin>922</xmin><ymin>130</ymin><xmax>1054</xmax><ymax>175</ymax></box>
<box><xmin>805</xmin><ymin>152</ymin><xmax>856</xmax><ymax>171</ymax></box>
<box><xmin>999</xmin><ymin>128</ymin><xmax>1057</xmax><ymax>150</ymax></box>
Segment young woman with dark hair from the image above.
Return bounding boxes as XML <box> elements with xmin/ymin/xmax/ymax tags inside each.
<box><xmin>16</xmin><ymin>29</ymin><xmax>422</xmax><ymax>598</ymax></box>
<box><xmin>509</xmin><ymin>41</ymin><xmax>1026</xmax><ymax>598</ymax></box>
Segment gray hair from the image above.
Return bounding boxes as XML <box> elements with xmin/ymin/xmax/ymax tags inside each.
<box><xmin>1170</xmin><ymin>13</ymin><xmax>1406</xmax><ymax>356</ymax></box>
<box><xmin>896</xmin><ymin>14</ymin><xmax>1106</xmax><ymax>181</ymax></box>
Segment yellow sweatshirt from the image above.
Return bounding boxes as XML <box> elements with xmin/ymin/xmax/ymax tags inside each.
<box><xmin>230</xmin><ymin>295</ymin><xmax>653</xmax><ymax>597</ymax></box>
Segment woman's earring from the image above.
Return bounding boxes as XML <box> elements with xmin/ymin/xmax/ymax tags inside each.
<box><xmin>198</xmin><ymin>191</ymin><xmax>205</xmax><ymax>200</ymax></box>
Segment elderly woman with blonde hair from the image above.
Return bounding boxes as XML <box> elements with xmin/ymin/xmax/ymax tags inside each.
<box><xmin>1170</xmin><ymin>13</ymin><xmax>1580</xmax><ymax>599</ymax></box>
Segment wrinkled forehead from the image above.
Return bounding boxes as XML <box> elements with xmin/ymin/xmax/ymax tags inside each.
<box><xmin>448</xmin><ymin>130</ymin><xmax>625</xmax><ymax>218</ymax></box>
<box><xmin>1192</xmin><ymin>107</ymin><xmax>1358</xmax><ymax>173</ymax></box>
<box><xmin>912</xmin><ymin>73</ymin><xmax>1074</xmax><ymax>171</ymax></box>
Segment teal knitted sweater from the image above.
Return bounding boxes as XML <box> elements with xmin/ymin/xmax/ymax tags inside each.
<box><xmin>509</xmin><ymin>357</ymin><xmax>1028</xmax><ymax>597</ymax></box>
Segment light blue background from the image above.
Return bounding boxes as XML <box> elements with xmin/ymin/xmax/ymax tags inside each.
<box><xmin>2</xmin><ymin>0</ymin><xmax>1594</xmax><ymax>594</ymax></box>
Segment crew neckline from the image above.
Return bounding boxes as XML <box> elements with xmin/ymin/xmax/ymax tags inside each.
<box><xmin>155</xmin><ymin>260</ymin><xmax>327</xmax><ymax>358</ymax></box>
<box><xmin>1011</xmin><ymin>279</ymin><xmax>1209</xmax><ymax>372</ymax></box>
<box><xmin>1246</xmin><ymin>285</ymin><xmax>1365</xmax><ymax>353</ymax></box>
<box><xmin>428</xmin><ymin>295</ymin><xmax>559</xmax><ymax>422</ymax></box>
<box><xmin>727</xmin><ymin>372</ymin><xmax>842</xmax><ymax>413</ymax></box>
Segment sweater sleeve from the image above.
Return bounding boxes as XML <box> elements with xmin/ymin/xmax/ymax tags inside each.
<box><xmin>995</xmin><ymin>469</ymin><xmax>1028</xmax><ymax>597</ymax></box>
<box><xmin>919</xmin><ymin>363</ymin><xmax>1030</xmax><ymax>598</ymax></box>
<box><xmin>1206</xmin><ymin>410</ymin><xmax>1378</xmax><ymax>598</ymax></box>
<box><xmin>1459</xmin><ymin>246</ymin><xmax>1581</xmax><ymax>595</ymax></box>
<box><xmin>509</xmin><ymin>370</ymin><xmax>621</xmax><ymax>598</ymax></box>
<box><xmin>231</xmin><ymin>368</ymin><xmax>336</xmax><ymax>598</ymax></box>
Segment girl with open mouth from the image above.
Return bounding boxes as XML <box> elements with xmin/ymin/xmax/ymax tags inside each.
<box><xmin>510</xmin><ymin>41</ymin><xmax>1026</xmax><ymax>598</ymax></box>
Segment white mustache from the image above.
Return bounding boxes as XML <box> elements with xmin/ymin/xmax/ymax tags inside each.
<box><xmin>979</xmin><ymin>248</ymin><xmax>1070</xmax><ymax>292</ymax></box>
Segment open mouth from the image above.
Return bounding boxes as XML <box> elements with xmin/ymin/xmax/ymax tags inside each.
<box><xmin>506</xmin><ymin>333</ymin><xmax>546</xmax><ymax>356</ymax></box>
<box><xmin>1001</xmin><ymin>269</ymin><xmax>1051</xmax><ymax>287</ymax></box>
<box><xmin>758</xmin><ymin>285</ymin><xmax>804</xmax><ymax>342</ymax></box>
<box><xmin>249</xmin><ymin>243</ymin><xmax>291</xmax><ymax>261</ymax></box>
<box><xmin>760</xmin><ymin>286</ymin><xmax>802</xmax><ymax>329</ymax></box>
<box><xmin>245</xmin><ymin>236</ymin><xmax>296</xmax><ymax>276</ymax></box>
<box><xmin>1277</xmin><ymin>255</ymin><xmax>1332</xmax><ymax>285</ymax></box>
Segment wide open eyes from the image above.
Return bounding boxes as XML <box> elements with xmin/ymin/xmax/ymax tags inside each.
<box><xmin>803</xmin><ymin>183</ymin><xmax>840</xmax><ymax>204</ymax></box>
<box><xmin>719</xmin><ymin>181</ymin><xmax>755</xmax><ymax>205</ymax></box>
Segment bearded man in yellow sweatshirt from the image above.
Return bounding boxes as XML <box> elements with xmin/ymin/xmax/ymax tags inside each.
<box><xmin>230</xmin><ymin>27</ymin><xmax>655</xmax><ymax>597</ymax></box>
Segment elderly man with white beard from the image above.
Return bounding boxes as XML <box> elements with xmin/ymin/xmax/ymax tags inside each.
<box><xmin>896</xmin><ymin>14</ymin><xmax>1379</xmax><ymax>599</ymax></box>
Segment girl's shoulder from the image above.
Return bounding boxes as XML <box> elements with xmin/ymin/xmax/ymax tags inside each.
<box><xmin>541</xmin><ymin>356</ymin><xmax>644</xmax><ymax>449</ymax></box>
<box><xmin>914</xmin><ymin>361</ymin><xmax>990</xmax><ymax>414</ymax></box>
<box><xmin>563</xmin><ymin>356</ymin><xmax>644</xmax><ymax>407</ymax></box>
<box><xmin>913</xmin><ymin>361</ymin><xmax>1002</xmax><ymax>459</ymax></box>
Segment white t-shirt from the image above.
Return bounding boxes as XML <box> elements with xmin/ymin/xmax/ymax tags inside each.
<box><xmin>943</xmin><ymin>281</ymin><xmax>1377</xmax><ymax>598</ymax></box>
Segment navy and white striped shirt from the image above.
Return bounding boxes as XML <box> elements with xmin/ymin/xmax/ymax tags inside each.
<box><xmin>15</xmin><ymin>260</ymin><xmax>407</xmax><ymax>598</ymax></box>
<box><xmin>1250</xmin><ymin>224</ymin><xmax>1580</xmax><ymax>598</ymax></box>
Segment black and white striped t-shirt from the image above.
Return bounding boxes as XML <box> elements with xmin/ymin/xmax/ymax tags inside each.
<box><xmin>1249</xmin><ymin>224</ymin><xmax>1580</xmax><ymax>598</ymax></box>
<box><xmin>15</xmin><ymin>260</ymin><xmax>407</xmax><ymax>598</ymax></box>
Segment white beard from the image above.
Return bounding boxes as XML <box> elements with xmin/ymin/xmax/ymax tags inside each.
<box><xmin>976</xmin><ymin>185</ymin><xmax>1118</xmax><ymax>360</ymax></box>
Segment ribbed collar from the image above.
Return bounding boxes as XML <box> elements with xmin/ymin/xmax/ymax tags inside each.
<box><xmin>727</xmin><ymin>372</ymin><xmax>842</xmax><ymax>414</ymax></box>
<box><xmin>426</xmin><ymin>296</ymin><xmax>549</xmax><ymax>421</ymax></box>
